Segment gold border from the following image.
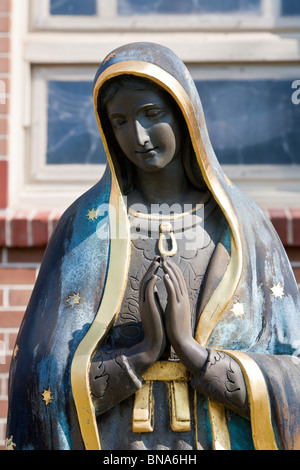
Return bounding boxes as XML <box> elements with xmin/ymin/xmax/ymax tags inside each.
<box><xmin>71</xmin><ymin>180</ymin><xmax>130</xmax><ymax>450</ymax></box>
<box><xmin>93</xmin><ymin>61</ymin><xmax>243</xmax><ymax>347</ymax></box>
<box><xmin>208</xmin><ymin>400</ymin><xmax>231</xmax><ymax>450</ymax></box>
<box><xmin>224</xmin><ymin>350</ymin><xmax>278</xmax><ymax>450</ymax></box>
<box><xmin>71</xmin><ymin>60</ymin><xmax>244</xmax><ymax>450</ymax></box>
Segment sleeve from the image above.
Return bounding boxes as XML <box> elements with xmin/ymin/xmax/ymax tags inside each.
<box><xmin>89</xmin><ymin>348</ymin><xmax>143</xmax><ymax>416</ymax></box>
<box><xmin>190</xmin><ymin>348</ymin><xmax>250</xmax><ymax>419</ymax></box>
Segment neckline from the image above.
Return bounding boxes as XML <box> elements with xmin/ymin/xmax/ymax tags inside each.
<box><xmin>127</xmin><ymin>192</ymin><xmax>211</xmax><ymax>221</ymax></box>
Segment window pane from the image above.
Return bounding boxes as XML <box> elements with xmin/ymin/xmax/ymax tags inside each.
<box><xmin>196</xmin><ymin>80</ymin><xmax>300</xmax><ymax>165</ymax></box>
<box><xmin>281</xmin><ymin>0</ymin><xmax>300</xmax><ymax>16</ymax></box>
<box><xmin>46</xmin><ymin>78</ymin><xmax>299</xmax><ymax>167</ymax></box>
<box><xmin>47</xmin><ymin>81</ymin><xmax>105</xmax><ymax>164</ymax></box>
<box><xmin>119</xmin><ymin>0</ymin><xmax>261</xmax><ymax>15</ymax></box>
<box><xmin>50</xmin><ymin>0</ymin><xmax>97</xmax><ymax>16</ymax></box>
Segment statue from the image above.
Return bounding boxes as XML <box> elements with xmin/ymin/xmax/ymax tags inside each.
<box><xmin>6</xmin><ymin>43</ymin><xmax>300</xmax><ymax>450</ymax></box>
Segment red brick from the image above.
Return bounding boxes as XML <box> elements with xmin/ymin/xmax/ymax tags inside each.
<box><xmin>32</xmin><ymin>211</ymin><xmax>51</xmax><ymax>246</ymax></box>
<box><xmin>0</xmin><ymin>37</ymin><xmax>9</xmax><ymax>53</ymax></box>
<box><xmin>0</xmin><ymin>0</ymin><xmax>11</xmax><ymax>12</ymax></box>
<box><xmin>7</xmin><ymin>247</ymin><xmax>45</xmax><ymax>263</ymax></box>
<box><xmin>269</xmin><ymin>209</ymin><xmax>288</xmax><ymax>245</ymax></box>
<box><xmin>0</xmin><ymin>354</ymin><xmax>11</xmax><ymax>373</ymax></box>
<box><xmin>0</xmin><ymin>215</ymin><xmax>5</xmax><ymax>245</ymax></box>
<box><xmin>290</xmin><ymin>209</ymin><xmax>300</xmax><ymax>247</ymax></box>
<box><xmin>286</xmin><ymin>247</ymin><xmax>300</xmax><ymax>262</ymax></box>
<box><xmin>0</xmin><ymin>267</ymin><xmax>36</xmax><ymax>284</ymax></box>
<box><xmin>0</xmin><ymin>137</ymin><xmax>8</xmax><ymax>154</ymax></box>
<box><xmin>11</xmin><ymin>211</ymin><xmax>29</xmax><ymax>247</ymax></box>
<box><xmin>0</xmin><ymin>96</ymin><xmax>9</xmax><ymax>114</ymax></box>
<box><xmin>0</xmin><ymin>289</ymin><xmax>3</xmax><ymax>305</ymax></box>
<box><xmin>0</xmin><ymin>311</ymin><xmax>24</xmax><ymax>328</ymax></box>
<box><xmin>0</xmin><ymin>160</ymin><xmax>7</xmax><ymax>208</ymax></box>
<box><xmin>0</xmin><ymin>117</ymin><xmax>8</xmax><ymax>134</ymax></box>
<box><xmin>0</xmin><ymin>16</ymin><xmax>10</xmax><ymax>32</ymax></box>
<box><xmin>0</xmin><ymin>399</ymin><xmax>8</xmax><ymax>417</ymax></box>
<box><xmin>0</xmin><ymin>57</ymin><xmax>9</xmax><ymax>72</ymax></box>
<box><xmin>9</xmin><ymin>289</ymin><xmax>32</xmax><ymax>307</ymax></box>
<box><xmin>293</xmin><ymin>267</ymin><xmax>300</xmax><ymax>283</ymax></box>
<box><xmin>9</xmin><ymin>332</ymin><xmax>18</xmax><ymax>350</ymax></box>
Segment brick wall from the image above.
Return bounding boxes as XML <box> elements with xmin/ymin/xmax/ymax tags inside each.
<box><xmin>0</xmin><ymin>0</ymin><xmax>9</xmax><ymax>211</ymax></box>
<box><xmin>0</xmin><ymin>247</ymin><xmax>43</xmax><ymax>448</ymax></box>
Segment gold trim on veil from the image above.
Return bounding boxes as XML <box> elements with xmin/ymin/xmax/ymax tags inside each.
<box><xmin>71</xmin><ymin>60</ymin><xmax>245</xmax><ymax>450</ymax></box>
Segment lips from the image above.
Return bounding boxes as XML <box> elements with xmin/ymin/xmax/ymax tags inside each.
<box><xmin>135</xmin><ymin>147</ymin><xmax>158</xmax><ymax>155</ymax></box>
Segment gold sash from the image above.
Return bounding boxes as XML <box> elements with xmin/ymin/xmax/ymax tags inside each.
<box><xmin>132</xmin><ymin>361</ymin><xmax>191</xmax><ymax>433</ymax></box>
<box><xmin>132</xmin><ymin>353</ymin><xmax>278</xmax><ymax>451</ymax></box>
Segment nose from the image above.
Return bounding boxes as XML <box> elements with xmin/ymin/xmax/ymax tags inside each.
<box><xmin>134</xmin><ymin>119</ymin><xmax>150</xmax><ymax>147</ymax></box>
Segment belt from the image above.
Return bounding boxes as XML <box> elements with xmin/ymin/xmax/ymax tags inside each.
<box><xmin>132</xmin><ymin>361</ymin><xmax>191</xmax><ymax>433</ymax></box>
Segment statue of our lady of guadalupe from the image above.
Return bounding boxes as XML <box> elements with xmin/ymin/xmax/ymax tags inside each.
<box><xmin>6</xmin><ymin>43</ymin><xmax>300</xmax><ymax>451</ymax></box>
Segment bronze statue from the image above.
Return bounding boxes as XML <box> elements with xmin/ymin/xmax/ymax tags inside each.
<box><xmin>6</xmin><ymin>43</ymin><xmax>300</xmax><ymax>450</ymax></box>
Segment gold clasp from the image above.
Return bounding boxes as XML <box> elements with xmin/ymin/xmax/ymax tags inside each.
<box><xmin>158</xmin><ymin>222</ymin><xmax>178</xmax><ymax>257</ymax></box>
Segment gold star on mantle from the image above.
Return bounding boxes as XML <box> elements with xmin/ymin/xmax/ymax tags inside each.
<box><xmin>86</xmin><ymin>208</ymin><xmax>99</xmax><ymax>221</ymax></box>
<box><xmin>66</xmin><ymin>293</ymin><xmax>81</xmax><ymax>309</ymax></box>
<box><xmin>270</xmin><ymin>283</ymin><xmax>284</xmax><ymax>299</ymax></box>
<box><xmin>5</xmin><ymin>436</ymin><xmax>16</xmax><ymax>450</ymax></box>
<box><xmin>230</xmin><ymin>302</ymin><xmax>244</xmax><ymax>318</ymax></box>
<box><xmin>42</xmin><ymin>387</ymin><xmax>54</xmax><ymax>406</ymax></box>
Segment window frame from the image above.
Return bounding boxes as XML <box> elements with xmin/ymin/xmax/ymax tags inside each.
<box><xmin>31</xmin><ymin>0</ymin><xmax>300</xmax><ymax>32</ymax></box>
<box><xmin>9</xmin><ymin>0</ymin><xmax>300</xmax><ymax>211</ymax></box>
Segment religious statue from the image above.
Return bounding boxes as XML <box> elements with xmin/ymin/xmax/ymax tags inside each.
<box><xmin>6</xmin><ymin>43</ymin><xmax>300</xmax><ymax>450</ymax></box>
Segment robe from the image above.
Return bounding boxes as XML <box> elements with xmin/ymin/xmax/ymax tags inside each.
<box><xmin>5</xmin><ymin>42</ymin><xmax>300</xmax><ymax>450</ymax></box>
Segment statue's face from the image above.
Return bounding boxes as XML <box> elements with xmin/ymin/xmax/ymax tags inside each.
<box><xmin>106</xmin><ymin>85</ymin><xmax>182</xmax><ymax>172</ymax></box>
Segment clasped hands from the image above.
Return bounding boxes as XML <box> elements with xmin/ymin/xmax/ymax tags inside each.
<box><xmin>130</xmin><ymin>255</ymin><xmax>208</xmax><ymax>377</ymax></box>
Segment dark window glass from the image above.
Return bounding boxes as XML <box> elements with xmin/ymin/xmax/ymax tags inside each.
<box><xmin>50</xmin><ymin>0</ymin><xmax>97</xmax><ymax>16</ymax></box>
<box><xmin>119</xmin><ymin>0</ymin><xmax>261</xmax><ymax>15</ymax></box>
<box><xmin>47</xmin><ymin>80</ymin><xmax>105</xmax><ymax>164</ymax></box>
<box><xmin>46</xmin><ymin>78</ymin><xmax>300</xmax><ymax>166</ymax></box>
<box><xmin>196</xmin><ymin>79</ymin><xmax>300</xmax><ymax>165</ymax></box>
<box><xmin>281</xmin><ymin>0</ymin><xmax>300</xmax><ymax>16</ymax></box>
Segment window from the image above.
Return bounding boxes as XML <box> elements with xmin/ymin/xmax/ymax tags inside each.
<box><xmin>194</xmin><ymin>74</ymin><xmax>300</xmax><ymax>166</ymax></box>
<box><xmin>118</xmin><ymin>0</ymin><xmax>261</xmax><ymax>15</ymax></box>
<box><xmin>46</xmin><ymin>79</ymin><xmax>104</xmax><ymax>165</ymax></box>
<box><xmin>281</xmin><ymin>0</ymin><xmax>300</xmax><ymax>16</ymax></box>
<box><xmin>50</xmin><ymin>0</ymin><xmax>97</xmax><ymax>16</ymax></box>
<box><xmin>30</xmin><ymin>67</ymin><xmax>105</xmax><ymax>187</ymax></box>
<box><xmin>31</xmin><ymin>0</ymin><xmax>300</xmax><ymax>32</ymax></box>
<box><xmin>9</xmin><ymin>0</ymin><xmax>300</xmax><ymax>210</ymax></box>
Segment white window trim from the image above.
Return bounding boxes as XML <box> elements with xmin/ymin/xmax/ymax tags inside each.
<box><xmin>8</xmin><ymin>0</ymin><xmax>300</xmax><ymax>212</ymax></box>
<box><xmin>30</xmin><ymin>0</ymin><xmax>300</xmax><ymax>32</ymax></box>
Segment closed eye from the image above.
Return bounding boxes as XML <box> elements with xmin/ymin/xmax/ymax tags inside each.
<box><xmin>144</xmin><ymin>107</ymin><xmax>165</xmax><ymax>119</ymax></box>
<box><xmin>110</xmin><ymin>116</ymin><xmax>127</xmax><ymax>128</ymax></box>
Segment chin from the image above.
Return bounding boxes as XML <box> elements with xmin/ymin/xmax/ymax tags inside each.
<box><xmin>140</xmin><ymin>156</ymin><xmax>174</xmax><ymax>173</ymax></box>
